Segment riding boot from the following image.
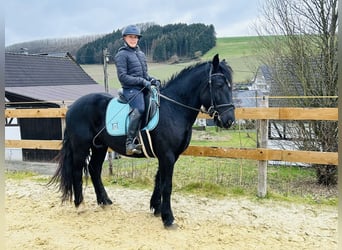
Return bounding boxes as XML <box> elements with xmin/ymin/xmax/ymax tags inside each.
<box><xmin>126</xmin><ymin>109</ymin><xmax>142</xmax><ymax>155</ymax></box>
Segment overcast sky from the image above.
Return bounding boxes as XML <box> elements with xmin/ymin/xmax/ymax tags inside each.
<box><xmin>5</xmin><ymin>0</ymin><xmax>265</xmax><ymax>46</ymax></box>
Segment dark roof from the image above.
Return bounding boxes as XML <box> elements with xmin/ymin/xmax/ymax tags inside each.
<box><xmin>6</xmin><ymin>85</ymin><xmax>117</xmax><ymax>106</ymax></box>
<box><xmin>5</xmin><ymin>53</ymin><xmax>117</xmax><ymax>106</ymax></box>
<box><xmin>258</xmin><ymin>64</ymin><xmax>274</xmax><ymax>83</ymax></box>
<box><xmin>5</xmin><ymin>52</ymin><xmax>97</xmax><ymax>87</ymax></box>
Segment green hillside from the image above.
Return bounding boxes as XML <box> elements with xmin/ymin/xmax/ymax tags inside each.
<box><xmin>203</xmin><ymin>37</ymin><xmax>259</xmax><ymax>58</ymax></box>
<box><xmin>202</xmin><ymin>37</ymin><xmax>261</xmax><ymax>82</ymax></box>
<box><xmin>82</xmin><ymin>36</ymin><xmax>262</xmax><ymax>88</ymax></box>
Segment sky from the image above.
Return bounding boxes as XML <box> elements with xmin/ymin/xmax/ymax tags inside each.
<box><xmin>5</xmin><ymin>0</ymin><xmax>265</xmax><ymax>46</ymax></box>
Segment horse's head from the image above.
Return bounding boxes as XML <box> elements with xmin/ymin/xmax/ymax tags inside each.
<box><xmin>201</xmin><ymin>54</ymin><xmax>235</xmax><ymax>128</ymax></box>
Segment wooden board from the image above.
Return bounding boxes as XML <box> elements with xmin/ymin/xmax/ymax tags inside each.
<box><xmin>5</xmin><ymin>140</ymin><xmax>338</xmax><ymax>165</ymax></box>
<box><xmin>5</xmin><ymin>107</ymin><xmax>337</xmax><ymax>120</ymax></box>
<box><xmin>5</xmin><ymin>108</ymin><xmax>67</xmax><ymax>118</ymax></box>
<box><xmin>183</xmin><ymin>146</ymin><xmax>338</xmax><ymax>165</ymax></box>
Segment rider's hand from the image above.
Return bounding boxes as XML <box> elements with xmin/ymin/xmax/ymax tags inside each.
<box><xmin>151</xmin><ymin>79</ymin><xmax>161</xmax><ymax>88</ymax></box>
<box><xmin>143</xmin><ymin>80</ymin><xmax>152</xmax><ymax>91</ymax></box>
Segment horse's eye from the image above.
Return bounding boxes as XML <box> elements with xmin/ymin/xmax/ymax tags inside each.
<box><xmin>214</xmin><ymin>80</ymin><xmax>225</xmax><ymax>88</ymax></box>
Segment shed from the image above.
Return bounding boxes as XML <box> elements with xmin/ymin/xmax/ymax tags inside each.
<box><xmin>5</xmin><ymin>52</ymin><xmax>117</xmax><ymax>161</ymax></box>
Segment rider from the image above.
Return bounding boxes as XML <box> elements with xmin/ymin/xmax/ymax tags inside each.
<box><xmin>114</xmin><ymin>24</ymin><xmax>160</xmax><ymax>155</ymax></box>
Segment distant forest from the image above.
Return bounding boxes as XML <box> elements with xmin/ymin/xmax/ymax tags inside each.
<box><xmin>5</xmin><ymin>35</ymin><xmax>104</xmax><ymax>58</ymax></box>
<box><xmin>77</xmin><ymin>23</ymin><xmax>216</xmax><ymax>64</ymax></box>
<box><xmin>6</xmin><ymin>23</ymin><xmax>216</xmax><ymax>64</ymax></box>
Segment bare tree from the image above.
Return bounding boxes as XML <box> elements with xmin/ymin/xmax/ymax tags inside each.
<box><xmin>255</xmin><ymin>0</ymin><xmax>338</xmax><ymax>185</ymax></box>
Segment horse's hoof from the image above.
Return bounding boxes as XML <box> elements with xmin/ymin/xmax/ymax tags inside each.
<box><xmin>99</xmin><ymin>198</ymin><xmax>113</xmax><ymax>207</ymax></box>
<box><xmin>99</xmin><ymin>204</ymin><xmax>112</xmax><ymax>211</ymax></box>
<box><xmin>152</xmin><ymin>208</ymin><xmax>161</xmax><ymax>217</ymax></box>
<box><xmin>74</xmin><ymin>198</ymin><xmax>84</xmax><ymax>208</ymax></box>
<box><xmin>150</xmin><ymin>204</ymin><xmax>161</xmax><ymax>216</ymax></box>
<box><xmin>164</xmin><ymin>223</ymin><xmax>178</xmax><ymax>230</ymax></box>
<box><xmin>163</xmin><ymin>216</ymin><xmax>175</xmax><ymax>228</ymax></box>
<box><xmin>99</xmin><ymin>203</ymin><xmax>111</xmax><ymax>209</ymax></box>
<box><xmin>106</xmin><ymin>199</ymin><xmax>113</xmax><ymax>205</ymax></box>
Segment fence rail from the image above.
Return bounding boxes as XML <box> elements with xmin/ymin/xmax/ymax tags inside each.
<box><xmin>4</xmin><ymin>139</ymin><xmax>337</xmax><ymax>165</ymax></box>
<box><xmin>5</xmin><ymin>108</ymin><xmax>67</xmax><ymax>118</ymax></box>
<box><xmin>6</xmin><ymin>107</ymin><xmax>337</xmax><ymax>120</ymax></box>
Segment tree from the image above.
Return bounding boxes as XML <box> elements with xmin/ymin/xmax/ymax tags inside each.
<box><xmin>255</xmin><ymin>0</ymin><xmax>338</xmax><ymax>185</ymax></box>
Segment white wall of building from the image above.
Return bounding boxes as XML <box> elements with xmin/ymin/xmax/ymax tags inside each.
<box><xmin>5</xmin><ymin>121</ymin><xmax>22</xmax><ymax>160</ymax></box>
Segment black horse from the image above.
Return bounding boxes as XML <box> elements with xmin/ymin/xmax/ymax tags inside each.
<box><xmin>49</xmin><ymin>54</ymin><xmax>235</xmax><ymax>227</ymax></box>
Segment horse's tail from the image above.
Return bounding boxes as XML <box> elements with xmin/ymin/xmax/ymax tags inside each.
<box><xmin>48</xmin><ymin>129</ymin><xmax>74</xmax><ymax>203</ymax></box>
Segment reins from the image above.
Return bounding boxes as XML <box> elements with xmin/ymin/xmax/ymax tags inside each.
<box><xmin>158</xmin><ymin>93</ymin><xmax>204</xmax><ymax>113</ymax></box>
<box><xmin>158</xmin><ymin>63</ymin><xmax>235</xmax><ymax>117</ymax></box>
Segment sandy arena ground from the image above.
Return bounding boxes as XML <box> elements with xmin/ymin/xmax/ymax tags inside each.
<box><xmin>5</xmin><ymin>173</ymin><xmax>337</xmax><ymax>250</ymax></box>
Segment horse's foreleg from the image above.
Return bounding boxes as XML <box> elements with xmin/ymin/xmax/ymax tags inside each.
<box><xmin>159</xmin><ymin>156</ymin><xmax>176</xmax><ymax>227</ymax></box>
<box><xmin>89</xmin><ymin>147</ymin><xmax>112</xmax><ymax>206</ymax></box>
<box><xmin>150</xmin><ymin>170</ymin><xmax>161</xmax><ymax>216</ymax></box>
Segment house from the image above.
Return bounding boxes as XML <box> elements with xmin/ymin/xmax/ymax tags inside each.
<box><xmin>250</xmin><ymin>64</ymin><xmax>272</xmax><ymax>94</ymax></box>
<box><xmin>5</xmin><ymin>52</ymin><xmax>117</xmax><ymax>161</ymax></box>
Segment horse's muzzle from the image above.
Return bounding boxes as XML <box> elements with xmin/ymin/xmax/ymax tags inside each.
<box><xmin>214</xmin><ymin>105</ymin><xmax>235</xmax><ymax>128</ymax></box>
<box><xmin>215</xmin><ymin>115</ymin><xmax>235</xmax><ymax>128</ymax></box>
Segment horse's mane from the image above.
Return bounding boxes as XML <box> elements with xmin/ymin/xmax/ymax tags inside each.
<box><xmin>161</xmin><ymin>61</ymin><xmax>209</xmax><ymax>89</ymax></box>
<box><xmin>160</xmin><ymin>59</ymin><xmax>233</xmax><ymax>90</ymax></box>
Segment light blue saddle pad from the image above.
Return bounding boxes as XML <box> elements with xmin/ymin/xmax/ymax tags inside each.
<box><xmin>105</xmin><ymin>91</ymin><xmax>159</xmax><ymax>136</ymax></box>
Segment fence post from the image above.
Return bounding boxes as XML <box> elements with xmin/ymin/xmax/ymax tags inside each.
<box><xmin>257</xmin><ymin>95</ymin><xmax>269</xmax><ymax>197</ymax></box>
<box><xmin>103</xmin><ymin>48</ymin><xmax>113</xmax><ymax>176</ymax></box>
<box><xmin>60</xmin><ymin>101</ymin><xmax>66</xmax><ymax>139</ymax></box>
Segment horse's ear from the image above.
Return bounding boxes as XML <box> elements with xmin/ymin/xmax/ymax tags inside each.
<box><xmin>212</xmin><ymin>54</ymin><xmax>219</xmax><ymax>70</ymax></box>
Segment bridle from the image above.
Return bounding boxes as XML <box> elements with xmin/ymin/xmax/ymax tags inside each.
<box><xmin>158</xmin><ymin>64</ymin><xmax>235</xmax><ymax>118</ymax></box>
<box><xmin>206</xmin><ymin>64</ymin><xmax>235</xmax><ymax>119</ymax></box>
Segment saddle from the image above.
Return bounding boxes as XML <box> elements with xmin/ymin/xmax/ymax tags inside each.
<box><xmin>105</xmin><ymin>87</ymin><xmax>159</xmax><ymax>137</ymax></box>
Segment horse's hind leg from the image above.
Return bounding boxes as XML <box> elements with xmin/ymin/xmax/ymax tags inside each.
<box><xmin>150</xmin><ymin>169</ymin><xmax>161</xmax><ymax>216</ymax></box>
<box><xmin>72</xmin><ymin>148</ymin><xmax>89</xmax><ymax>207</ymax></box>
<box><xmin>89</xmin><ymin>146</ymin><xmax>113</xmax><ymax>206</ymax></box>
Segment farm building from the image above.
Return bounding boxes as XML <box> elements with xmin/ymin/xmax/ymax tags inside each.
<box><xmin>251</xmin><ymin>63</ymin><xmax>337</xmax><ymax>165</ymax></box>
<box><xmin>251</xmin><ymin>65</ymin><xmax>294</xmax><ymax>145</ymax></box>
<box><xmin>5</xmin><ymin>52</ymin><xmax>117</xmax><ymax>161</ymax></box>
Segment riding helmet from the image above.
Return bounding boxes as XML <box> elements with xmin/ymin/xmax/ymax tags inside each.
<box><xmin>122</xmin><ymin>25</ymin><xmax>142</xmax><ymax>38</ymax></box>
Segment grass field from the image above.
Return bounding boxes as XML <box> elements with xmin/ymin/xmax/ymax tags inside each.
<box><xmin>81</xmin><ymin>36</ymin><xmax>262</xmax><ymax>88</ymax></box>
<box><xmin>100</xmin><ymin>156</ymin><xmax>335</xmax><ymax>205</ymax></box>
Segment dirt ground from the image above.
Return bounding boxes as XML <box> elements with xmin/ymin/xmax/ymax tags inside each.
<box><xmin>5</xmin><ymin>163</ymin><xmax>338</xmax><ymax>250</ymax></box>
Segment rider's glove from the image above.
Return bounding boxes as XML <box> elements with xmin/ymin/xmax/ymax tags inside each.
<box><xmin>151</xmin><ymin>79</ymin><xmax>161</xmax><ymax>88</ymax></box>
<box><xmin>143</xmin><ymin>80</ymin><xmax>152</xmax><ymax>91</ymax></box>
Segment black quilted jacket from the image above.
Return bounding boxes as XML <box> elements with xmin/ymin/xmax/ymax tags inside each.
<box><xmin>114</xmin><ymin>45</ymin><xmax>152</xmax><ymax>90</ymax></box>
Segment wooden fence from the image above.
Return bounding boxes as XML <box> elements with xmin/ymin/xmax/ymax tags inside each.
<box><xmin>5</xmin><ymin>107</ymin><xmax>338</xmax><ymax>197</ymax></box>
<box><xmin>5</xmin><ymin>107</ymin><xmax>338</xmax><ymax>164</ymax></box>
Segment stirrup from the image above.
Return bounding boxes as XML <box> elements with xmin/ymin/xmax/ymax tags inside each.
<box><xmin>126</xmin><ymin>144</ymin><xmax>142</xmax><ymax>155</ymax></box>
